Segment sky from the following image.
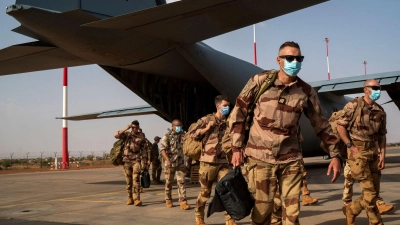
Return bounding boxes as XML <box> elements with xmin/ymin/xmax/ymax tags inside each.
<box><xmin>1</xmin><ymin>0</ymin><xmax>400</xmax><ymax>159</ymax></box>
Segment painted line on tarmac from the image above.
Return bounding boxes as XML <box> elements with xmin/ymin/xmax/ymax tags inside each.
<box><xmin>0</xmin><ymin>191</ymin><xmax>125</xmax><ymax>209</ymax></box>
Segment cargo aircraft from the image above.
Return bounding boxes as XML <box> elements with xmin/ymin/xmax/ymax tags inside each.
<box><xmin>1</xmin><ymin>0</ymin><xmax>399</xmax><ymax>156</ymax></box>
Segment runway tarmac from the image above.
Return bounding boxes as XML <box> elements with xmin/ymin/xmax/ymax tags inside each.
<box><xmin>1</xmin><ymin>148</ymin><xmax>399</xmax><ymax>225</ymax></box>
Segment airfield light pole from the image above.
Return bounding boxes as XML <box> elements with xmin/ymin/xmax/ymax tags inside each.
<box><xmin>253</xmin><ymin>24</ymin><xmax>257</xmax><ymax>65</ymax></box>
<box><xmin>363</xmin><ymin>61</ymin><xmax>367</xmax><ymax>75</ymax></box>
<box><xmin>325</xmin><ymin>38</ymin><xmax>330</xmax><ymax>80</ymax></box>
<box><xmin>62</xmin><ymin>67</ymin><xmax>69</xmax><ymax>169</ymax></box>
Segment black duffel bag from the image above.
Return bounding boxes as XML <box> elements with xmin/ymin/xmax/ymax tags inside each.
<box><xmin>141</xmin><ymin>168</ymin><xmax>151</xmax><ymax>188</ymax></box>
<box><xmin>207</xmin><ymin>167</ymin><xmax>254</xmax><ymax>220</ymax></box>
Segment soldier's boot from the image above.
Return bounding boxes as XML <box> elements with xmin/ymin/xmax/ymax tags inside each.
<box><xmin>302</xmin><ymin>194</ymin><xmax>318</xmax><ymax>206</ymax></box>
<box><xmin>225</xmin><ymin>219</ymin><xmax>237</xmax><ymax>225</ymax></box>
<box><xmin>126</xmin><ymin>197</ymin><xmax>134</xmax><ymax>205</ymax></box>
<box><xmin>376</xmin><ymin>198</ymin><xmax>394</xmax><ymax>214</ymax></box>
<box><xmin>180</xmin><ymin>202</ymin><xmax>190</xmax><ymax>210</ymax></box>
<box><xmin>343</xmin><ymin>203</ymin><xmax>356</xmax><ymax>225</ymax></box>
<box><xmin>133</xmin><ymin>199</ymin><xmax>142</xmax><ymax>206</ymax></box>
<box><xmin>271</xmin><ymin>215</ymin><xmax>281</xmax><ymax>225</ymax></box>
<box><xmin>195</xmin><ymin>217</ymin><xmax>206</xmax><ymax>225</ymax></box>
<box><xmin>166</xmin><ymin>200</ymin><xmax>174</xmax><ymax>208</ymax></box>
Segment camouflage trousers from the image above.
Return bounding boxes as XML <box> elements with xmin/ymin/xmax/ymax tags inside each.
<box><xmin>151</xmin><ymin>158</ymin><xmax>162</xmax><ymax>181</ymax></box>
<box><xmin>123</xmin><ymin>161</ymin><xmax>142</xmax><ymax>200</ymax></box>
<box><xmin>346</xmin><ymin>146</ymin><xmax>382</xmax><ymax>224</ymax></box>
<box><xmin>247</xmin><ymin>158</ymin><xmax>302</xmax><ymax>225</ymax></box>
<box><xmin>272</xmin><ymin>161</ymin><xmax>309</xmax><ymax>224</ymax></box>
<box><xmin>343</xmin><ymin>161</ymin><xmax>381</xmax><ymax>203</ymax></box>
<box><xmin>164</xmin><ymin>163</ymin><xmax>187</xmax><ymax>203</ymax></box>
<box><xmin>195</xmin><ymin>162</ymin><xmax>231</xmax><ymax>220</ymax></box>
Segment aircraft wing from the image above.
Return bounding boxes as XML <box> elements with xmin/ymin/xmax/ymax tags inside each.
<box><xmin>0</xmin><ymin>41</ymin><xmax>91</xmax><ymax>76</ymax></box>
<box><xmin>82</xmin><ymin>0</ymin><xmax>327</xmax><ymax>44</ymax></box>
<box><xmin>56</xmin><ymin>105</ymin><xmax>161</xmax><ymax>121</ymax></box>
<box><xmin>310</xmin><ymin>71</ymin><xmax>400</xmax><ymax>110</ymax></box>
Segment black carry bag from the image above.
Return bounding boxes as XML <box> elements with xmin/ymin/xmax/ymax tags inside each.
<box><xmin>207</xmin><ymin>167</ymin><xmax>254</xmax><ymax>220</ymax></box>
<box><xmin>141</xmin><ymin>168</ymin><xmax>151</xmax><ymax>188</ymax></box>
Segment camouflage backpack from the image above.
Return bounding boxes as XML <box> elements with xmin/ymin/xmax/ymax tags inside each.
<box><xmin>321</xmin><ymin>97</ymin><xmax>364</xmax><ymax>159</ymax></box>
<box><xmin>183</xmin><ymin>114</ymin><xmax>216</xmax><ymax>160</ymax></box>
<box><xmin>110</xmin><ymin>134</ymin><xmax>129</xmax><ymax>166</ymax></box>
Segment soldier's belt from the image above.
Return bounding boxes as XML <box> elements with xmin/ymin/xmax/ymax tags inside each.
<box><xmin>352</xmin><ymin>140</ymin><xmax>375</xmax><ymax>149</ymax></box>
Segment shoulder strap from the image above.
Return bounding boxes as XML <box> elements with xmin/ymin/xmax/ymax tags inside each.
<box><xmin>347</xmin><ymin>97</ymin><xmax>364</xmax><ymax>131</ymax></box>
<box><xmin>245</xmin><ymin>70</ymin><xmax>277</xmax><ymax>129</ymax></box>
<box><xmin>254</xmin><ymin>70</ymin><xmax>278</xmax><ymax>104</ymax></box>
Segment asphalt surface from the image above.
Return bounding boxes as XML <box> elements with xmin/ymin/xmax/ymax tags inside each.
<box><xmin>1</xmin><ymin>148</ymin><xmax>400</xmax><ymax>225</ymax></box>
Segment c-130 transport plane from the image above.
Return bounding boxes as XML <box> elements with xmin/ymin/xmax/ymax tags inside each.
<box><xmin>1</xmin><ymin>0</ymin><xmax>400</xmax><ymax>156</ymax></box>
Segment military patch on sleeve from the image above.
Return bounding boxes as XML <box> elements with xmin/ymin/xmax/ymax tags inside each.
<box><xmin>241</xmin><ymin>79</ymin><xmax>253</xmax><ymax>95</ymax></box>
<box><xmin>278</xmin><ymin>97</ymin><xmax>286</xmax><ymax>104</ymax></box>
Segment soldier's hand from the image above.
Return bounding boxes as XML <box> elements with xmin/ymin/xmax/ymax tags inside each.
<box><xmin>166</xmin><ymin>160</ymin><xmax>172</xmax><ymax>168</ymax></box>
<box><xmin>349</xmin><ymin>146</ymin><xmax>359</xmax><ymax>155</ymax></box>
<box><xmin>231</xmin><ymin>149</ymin><xmax>245</xmax><ymax>167</ymax></box>
<box><xmin>327</xmin><ymin>157</ymin><xmax>341</xmax><ymax>183</ymax></box>
<box><xmin>207</xmin><ymin>121</ymin><xmax>215</xmax><ymax>130</ymax></box>
<box><xmin>378</xmin><ymin>158</ymin><xmax>385</xmax><ymax>170</ymax></box>
<box><xmin>125</xmin><ymin>124</ymin><xmax>132</xmax><ymax>130</ymax></box>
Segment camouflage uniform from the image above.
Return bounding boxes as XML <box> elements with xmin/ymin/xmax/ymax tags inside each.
<box><xmin>191</xmin><ymin>114</ymin><xmax>232</xmax><ymax>221</ymax></box>
<box><xmin>229</xmin><ymin>71</ymin><xmax>339</xmax><ymax>225</ymax></box>
<box><xmin>151</xmin><ymin>142</ymin><xmax>162</xmax><ymax>182</ymax></box>
<box><xmin>114</xmin><ymin>131</ymin><xmax>148</xmax><ymax>202</ymax></box>
<box><xmin>337</xmin><ymin>97</ymin><xmax>386</xmax><ymax>224</ymax></box>
<box><xmin>272</xmin><ymin>161</ymin><xmax>314</xmax><ymax>224</ymax></box>
<box><xmin>160</xmin><ymin>131</ymin><xmax>187</xmax><ymax>203</ymax></box>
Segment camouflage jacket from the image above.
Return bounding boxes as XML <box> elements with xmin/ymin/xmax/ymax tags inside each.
<box><xmin>114</xmin><ymin>131</ymin><xmax>148</xmax><ymax>163</ymax></box>
<box><xmin>160</xmin><ymin>130</ymin><xmax>185</xmax><ymax>167</ymax></box>
<box><xmin>191</xmin><ymin>113</ymin><xmax>229</xmax><ymax>164</ymax></box>
<box><xmin>336</xmin><ymin>97</ymin><xmax>387</xmax><ymax>142</ymax></box>
<box><xmin>229</xmin><ymin>70</ymin><xmax>339</xmax><ymax>164</ymax></box>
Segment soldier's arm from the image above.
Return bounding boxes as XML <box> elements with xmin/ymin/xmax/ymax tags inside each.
<box><xmin>229</xmin><ymin>75</ymin><xmax>262</xmax><ymax>152</ymax></box>
<box><xmin>191</xmin><ymin>117</ymin><xmax>209</xmax><ymax>139</ymax></box>
<box><xmin>304</xmin><ymin>89</ymin><xmax>340</xmax><ymax>158</ymax></box>
<box><xmin>160</xmin><ymin>135</ymin><xmax>171</xmax><ymax>167</ymax></box>
<box><xmin>114</xmin><ymin>124</ymin><xmax>131</xmax><ymax>139</ymax></box>
<box><xmin>336</xmin><ymin>101</ymin><xmax>359</xmax><ymax>154</ymax></box>
<box><xmin>378</xmin><ymin>112</ymin><xmax>387</xmax><ymax>169</ymax></box>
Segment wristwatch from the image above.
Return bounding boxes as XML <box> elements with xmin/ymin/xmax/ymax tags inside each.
<box><xmin>346</xmin><ymin>142</ymin><xmax>353</xmax><ymax>148</ymax></box>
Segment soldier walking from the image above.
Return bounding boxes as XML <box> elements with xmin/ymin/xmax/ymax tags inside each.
<box><xmin>114</xmin><ymin>120</ymin><xmax>148</xmax><ymax>206</ymax></box>
<box><xmin>229</xmin><ymin>41</ymin><xmax>341</xmax><ymax>225</ymax></box>
<box><xmin>191</xmin><ymin>95</ymin><xmax>236</xmax><ymax>225</ymax></box>
<box><xmin>337</xmin><ymin>79</ymin><xmax>387</xmax><ymax>225</ymax></box>
<box><xmin>151</xmin><ymin>136</ymin><xmax>163</xmax><ymax>184</ymax></box>
<box><xmin>160</xmin><ymin>119</ymin><xmax>190</xmax><ymax>210</ymax></box>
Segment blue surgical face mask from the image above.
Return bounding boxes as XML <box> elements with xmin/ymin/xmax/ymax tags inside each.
<box><xmin>283</xmin><ymin>59</ymin><xmax>301</xmax><ymax>76</ymax></box>
<box><xmin>369</xmin><ymin>90</ymin><xmax>381</xmax><ymax>101</ymax></box>
<box><xmin>220</xmin><ymin>106</ymin><xmax>230</xmax><ymax>116</ymax></box>
<box><xmin>175</xmin><ymin>126</ymin><xmax>182</xmax><ymax>133</ymax></box>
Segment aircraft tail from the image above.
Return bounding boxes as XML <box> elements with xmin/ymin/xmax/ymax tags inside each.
<box><xmin>15</xmin><ymin>0</ymin><xmax>167</xmax><ymax>18</ymax></box>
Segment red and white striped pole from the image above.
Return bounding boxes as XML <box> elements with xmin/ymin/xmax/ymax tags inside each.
<box><xmin>325</xmin><ymin>38</ymin><xmax>330</xmax><ymax>80</ymax></box>
<box><xmin>62</xmin><ymin>67</ymin><xmax>69</xmax><ymax>169</ymax></box>
<box><xmin>253</xmin><ymin>24</ymin><xmax>257</xmax><ymax>65</ymax></box>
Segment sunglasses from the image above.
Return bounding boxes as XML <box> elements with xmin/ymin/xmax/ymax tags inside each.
<box><xmin>364</xmin><ymin>86</ymin><xmax>381</xmax><ymax>91</ymax></box>
<box><xmin>279</xmin><ymin>55</ymin><xmax>305</xmax><ymax>62</ymax></box>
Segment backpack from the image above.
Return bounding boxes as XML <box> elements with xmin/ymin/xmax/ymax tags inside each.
<box><xmin>321</xmin><ymin>97</ymin><xmax>364</xmax><ymax>159</ymax></box>
<box><xmin>110</xmin><ymin>134</ymin><xmax>128</xmax><ymax>166</ymax></box>
<box><xmin>183</xmin><ymin>114</ymin><xmax>216</xmax><ymax>160</ymax></box>
<box><xmin>207</xmin><ymin>167</ymin><xmax>254</xmax><ymax>220</ymax></box>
